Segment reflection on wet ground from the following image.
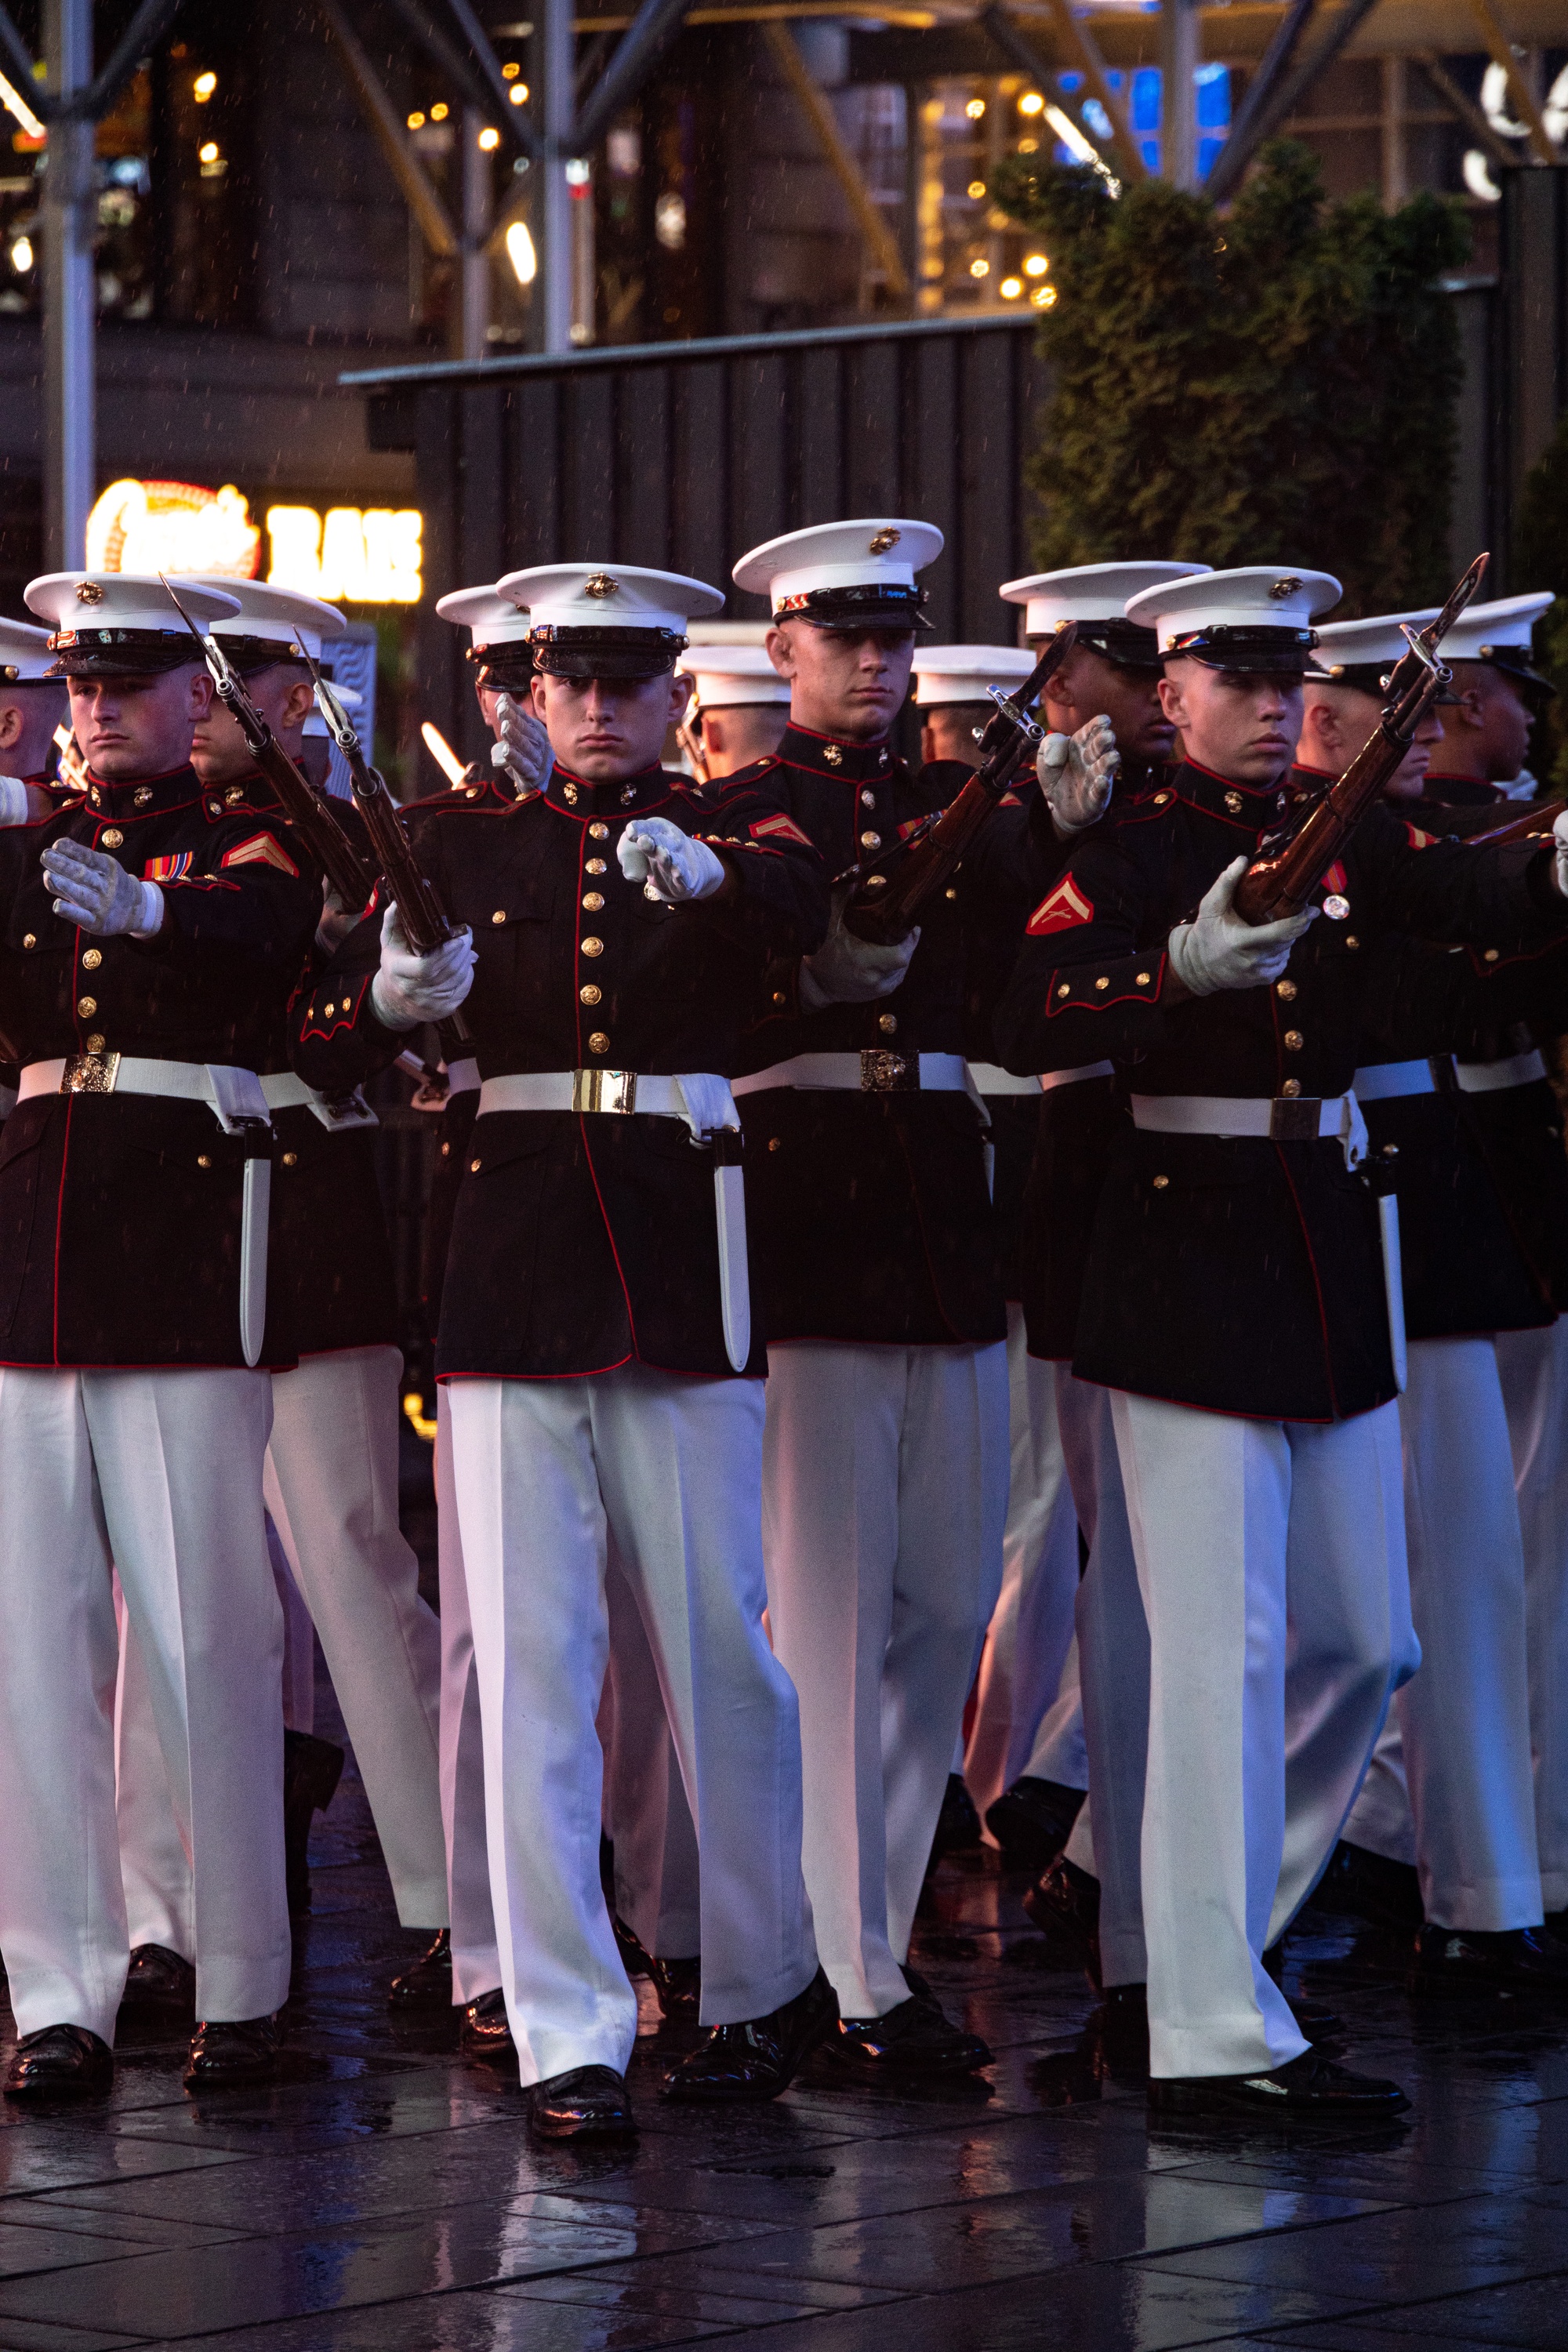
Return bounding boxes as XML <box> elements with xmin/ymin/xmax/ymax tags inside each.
<box><xmin>6</xmin><ymin>1704</ymin><xmax>1568</xmax><ymax>2348</ymax></box>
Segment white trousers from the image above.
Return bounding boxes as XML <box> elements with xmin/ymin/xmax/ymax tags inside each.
<box><xmin>0</xmin><ymin>1367</ymin><xmax>291</xmax><ymax>2041</ymax></box>
<box><xmin>1112</xmin><ymin>1391</ymin><xmax>1416</xmax><ymax>2079</ymax></box>
<box><xmin>601</xmin><ymin>1563</ymin><xmax>702</xmax><ymax>1959</ymax></box>
<box><xmin>1496</xmin><ymin>1317</ymin><xmax>1568</xmax><ymax>1915</ymax></box>
<box><xmin>265</xmin><ymin>1348</ymin><xmax>446</xmax><ymax>1927</ymax></box>
<box><xmin>435</xmin><ymin>1386</ymin><xmax>500</xmax><ymax>2002</ymax></box>
<box><xmin>1342</xmin><ymin>1336</ymin><xmax>1541</xmax><ymax>1930</ymax></box>
<box><xmin>448</xmin><ymin>1367</ymin><xmax>816</xmax><ymax>2083</ymax></box>
<box><xmin>966</xmin><ymin>1307</ymin><xmax>1083</xmax><ymax>1820</ymax></box>
<box><xmin>763</xmin><ymin>1340</ymin><xmax>1009</xmax><ymax>2020</ymax></box>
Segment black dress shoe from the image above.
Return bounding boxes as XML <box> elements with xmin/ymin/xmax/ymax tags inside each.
<box><xmin>1149</xmin><ymin>2047</ymin><xmax>1409</xmax><ymax>2120</ymax></box>
<box><xmin>5</xmin><ymin>2024</ymin><xmax>113</xmax><ymax>2103</ymax></box>
<box><xmin>985</xmin><ymin>1777</ymin><xmax>1085</xmax><ymax>1876</ymax></box>
<box><xmin>927</xmin><ymin>1773</ymin><xmax>982</xmax><ymax>1867</ymax></box>
<box><xmin>1410</xmin><ymin>1922</ymin><xmax>1568</xmax><ymax>1998</ymax></box>
<box><xmin>1312</xmin><ymin>1840</ymin><xmax>1424</xmax><ymax>1933</ymax></box>
<box><xmin>283</xmin><ymin>1729</ymin><xmax>345</xmax><ymax>1917</ymax></box>
<box><xmin>662</xmin><ymin>1964</ymin><xmax>837</xmax><ymax>2103</ymax></box>
<box><xmin>1022</xmin><ymin>1853</ymin><xmax>1102</xmax><ymax>1986</ymax></box>
<box><xmin>121</xmin><ymin>1943</ymin><xmax>197</xmax><ymax>2013</ymax></box>
<box><xmin>387</xmin><ymin>1928</ymin><xmax>453</xmax><ymax>2009</ymax></box>
<box><xmin>818</xmin><ymin>1965</ymin><xmax>991</xmax><ymax>2082</ymax></box>
<box><xmin>527</xmin><ymin>2064</ymin><xmax>636</xmax><ymax>2140</ymax></box>
<box><xmin>648</xmin><ymin>1953</ymin><xmax>702</xmax><ymax>2019</ymax></box>
<box><xmin>183</xmin><ymin>2013</ymin><xmax>284</xmax><ymax>2090</ymax></box>
<box><xmin>459</xmin><ymin>1987</ymin><xmax>517</xmax><ymax>2064</ymax></box>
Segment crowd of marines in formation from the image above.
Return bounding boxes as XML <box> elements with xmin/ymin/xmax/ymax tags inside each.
<box><xmin>0</xmin><ymin>510</ymin><xmax>1564</xmax><ymax>2141</ymax></box>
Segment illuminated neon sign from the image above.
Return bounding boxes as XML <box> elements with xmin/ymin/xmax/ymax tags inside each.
<box><xmin>83</xmin><ymin>479</ymin><xmax>424</xmax><ymax>605</ymax></box>
<box><xmin>267</xmin><ymin>506</ymin><xmax>423</xmax><ymax>604</ymax></box>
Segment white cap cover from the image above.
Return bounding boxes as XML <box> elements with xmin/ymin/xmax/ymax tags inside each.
<box><xmin>674</xmin><ymin>644</ymin><xmax>790</xmax><ymax>709</ymax></box>
<box><xmin>1438</xmin><ymin>591</ymin><xmax>1555</xmax><ymax>687</ymax></box>
<box><xmin>193</xmin><ymin>576</ymin><xmax>347</xmax><ymax>665</ymax></box>
<box><xmin>25</xmin><ymin>572</ymin><xmax>242</xmax><ymax>673</ymax></box>
<box><xmin>435</xmin><ymin>584</ymin><xmax>535</xmax><ymax>649</ymax></box>
<box><xmin>911</xmin><ymin>644</ymin><xmax>1037</xmax><ymax>706</ymax></box>
<box><xmin>1125</xmin><ymin>565</ymin><xmax>1341</xmax><ymax>671</ymax></box>
<box><xmin>498</xmin><ymin>562</ymin><xmax>724</xmax><ymax>676</ymax></box>
<box><xmin>1000</xmin><ymin>561</ymin><xmax>1211</xmax><ymax>644</ymax></box>
<box><xmin>1309</xmin><ymin>608</ymin><xmax>1440</xmax><ymax>687</ymax></box>
<box><xmin>0</xmin><ymin>613</ymin><xmax>60</xmax><ymax>684</ymax></box>
<box><xmin>732</xmin><ymin>519</ymin><xmax>943</xmax><ymax>628</ymax></box>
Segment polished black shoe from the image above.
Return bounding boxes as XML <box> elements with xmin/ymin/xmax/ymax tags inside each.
<box><xmin>1149</xmin><ymin>2047</ymin><xmax>1409</xmax><ymax>2121</ymax></box>
<box><xmin>5</xmin><ymin>2024</ymin><xmax>113</xmax><ymax>2103</ymax></box>
<box><xmin>648</xmin><ymin>1952</ymin><xmax>702</xmax><ymax>2019</ymax></box>
<box><xmin>1312</xmin><ymin>1839</ymin><xmax>1424</xmax><ymax>1933</ymax></box>
<box><xmin>283</xmin><ymin>1729</ymin><xmax>345</xmax><ymax>1917</ymax></box>
<box><xmin>1022</xmin><ymin>1853</ymin><xmax>1102</xmax><ymax>1986</ymax></box>
<box><xmin>662</xmin><ymin>1964</ymin><xmax>836</xmax><ymax>2103</ymax></box>
<box><xmin>927</xmin><ymin>1773</ymin><xmax>982</xmax><ymax>1867</ymax></box>
<box><xmin>1410</xmin><ymin>1922</ymin><xmax>1568</xmax><ymax>1998</ymax></box>
<box><xmin>459</xmin><ymin>1987</ymin><xmax>517</xmax><ymax>2065</ymax></box>
<box><xmin>387</xmin><ymin>1928</ymin><xmax>453</xmax><ymax>2009</ymax></box>
<box><xmin>121</xmin><ymin>1943</ymin><xmax>197</xmax><ymax>2013</ymax></box>
<box><xmin>183</xmin><ymin>2013</ymin><xmax>285</xmax><ymax>2091</ymax></box>
<box><xmin>527</xmin><ymin>2064</ymin><xmax>636</xmax><ymax>2140</ymax></box>
<box><xmin>818</xmin><ymin>1964</ymin><xmax>991</xmax><ymax>2082</ymax></box>
<box><xmin>985</xmin><ymin>1777</ymin><xmax>1085</xmax><ymax>1876</ymax></box>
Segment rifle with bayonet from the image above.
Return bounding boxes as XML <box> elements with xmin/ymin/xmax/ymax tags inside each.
<box><xmin>1233</xmin><ymin>553</ymin><xmax>1490</xmax><ymax>926</ymax></box>
<box><xmin>843</xmin><ymin>622</ymin><xmax>1080</xmax><ymax>944</ymax></box>
<box><xmin>291</xmin><ymin>638</ymin><xmax>474</xmax><ymax>1047</ymax></box>
<box><xmin>161</xmin><ymin>577</ymin><xmax>376</xmax><ymax>917</ymax></box>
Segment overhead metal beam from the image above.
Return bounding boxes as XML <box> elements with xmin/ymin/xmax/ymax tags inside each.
<box><xmin>0</xmin><ymin>5</ymin><xmax>38</xmax><ymax>93</ymax></box>
<box><xmin>384</xmin><ymin>0</ymin><xmax>503</xmax><ymax>125</ymax></box>
<box><xmin>1203</xmin><ymin>0</ymin><xmax>1316</xmax><ymax>200</ymax></box>
<box><xmin>574</xmin><ymin>0</ymin><xmax>693</xmax><ymax>154</ymax></box>
<box><xmin>1204</xmin><ymin>0</ymin><xmax>1380</xmax><ymax>198</ymax></box>
<box><xmin>318</xmin><ymin>0</ymin><xmax>459</xmax><ymax>256</ymax></box>
<box><xmin>1462</xmin><ymin>0</ymin><xmax>1558</xmax><ymax>162</ymax></box>
<box><xmin>42</xmin><ymin>0</ymin><xmax>93</xmax><ymax>568</ymax></box>
<box><xmin>980</xmin><ymin>2</ymin><xmax>1147</xmax><ymax>184</ymax></box>
<box><xmin>1412</xmin><ymin>46</ymin><xmax>1518</xmax><ymax>169</ymax></box>
<box><xmin>763</xmin><ymin>20</ymin><xmax>911</xmax><ymax>300</ymax></box>
<box><xmin>79</xmin><ymin>0</ymin><xmax>187</xmax><ymax>118</ymax></box>
<box><xmin>442</xmin><ymin>0</ymin><xmax>541</xmax><ymax>157</ymax></box>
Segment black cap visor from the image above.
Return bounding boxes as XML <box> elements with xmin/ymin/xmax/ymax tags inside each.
<box><xmin>467</xmin><ymin>643</ymin><xmax>535</xmax><ymax>693</ymax></box>
<box><xmin>772</xmin><ymin>583</ymin><xmax>927</xmax><ymax>633</ymax></box>
<box><xmin>1165</xmin><ymin>623</ymin><xmax>1317</xmax><ymax>676</ymax></box>
<box><xmin>531</xmin><ymin>626</ymin><xmax>685</xmax><ymax>681</ymax></box>
<box><xmin>1033</xmin><ymin>617</ymin><xmax>1161</xmax><ymax>672</ymax></box>
<box><xmin>48</xmin><ymin>629</ymin><xmax>206</xmax><ymax>680</ymax></box>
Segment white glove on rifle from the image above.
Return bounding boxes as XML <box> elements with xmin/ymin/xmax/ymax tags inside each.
<box><xmin>42</xmin><ymin>839</ymin><xmax>164</xmax><ymax>938</ymax></box>
<box><xmin>1037</xmin><ymin>714</ymin><xmax>1120</xmax><ymax>837</ymax></box>
<box><xmin>618</xmin><ymin>815</ymin><xmax>726</xmax><ymax>903</ymax></box>
<box><xmin>370</xmin><ymin>901</ymin><xmax>475</xmax><ymax>1032</ymax></box>
<box><xmin>0</xmin><ymin>776</ymin><xmax>31</xmax><ymax>827</ymax></box>
<box><xmin>491</xmin><ymin>695</ymin><xmax>553</xmax><ymax>798</ymax></box>
<box><xmin>1554</xmin><ymin>806</ymin><xmax>1568</xmax><ymax>902</ymax></box>
<box><xmin>1167</xmin><ymin>856</ymin><xmax>1317</xmax><ymax>996</ymax></box>
<box><xmin>799</xmin><ymin>882</ymin><xmax>919</xmax><ymax>1010</ymax></box>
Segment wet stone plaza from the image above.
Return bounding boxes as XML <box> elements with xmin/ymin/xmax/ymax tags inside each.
<box><xmin>4</xmin><ymin>1690</ymin><xmax>1568</xmax><ymax>2352</ymax></box>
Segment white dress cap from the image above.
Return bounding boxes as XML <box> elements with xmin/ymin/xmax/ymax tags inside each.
<box><xmin>732</xmin><ymin>519</ymin><xmax>943</xmax><ymax>627</ymax></box>
<box><xmin>24</xmin><ymin>572</ymin><xmax>241</xmax><ymax>674</ymax></box>
<box><xmin>192</xmin><ymin>577</ymin><xmax>347</xmax><ymax>665</ymax></box>
<box><xmin>674</xmin><ymin>644</ymin><xmax>790</xmax><ymax>710</ymax></box>
<box><xmin>435</xmin><ymin>584</ymin><xmax>535</xmax><ymax>648</ymax></box>
<box><xmin>1436</xmin><ymin>590</ymin><xmax>1555</xmax><ymax>678</ymax></box>
<box><xmin>497</xmin><ymin>561</ymin><xmax>724</xmax><ymax>639</ymax></box>
<box><xmin>1125</xmin><ymin>565</ymin><xmax>1341</xmax><ymax>670</ymax></box>
<box><xmin>912</xmin><ymin>644</ymin><xmax>1037</xmax><ymax>707</ymax></box>
<box><xmin>1310</xmin><ymin>608</ymin><xmax>1440</xmax><ymax>685</ymax></box>
<box><xmin>1000</xmin><ymin>560</ymin><xmax>1211</xmax><ymax>642</ymax></box>
<box><xmin>0</xmin><ymin>614</ymin><xmax>60</xmax><ymax>684</ymax></box>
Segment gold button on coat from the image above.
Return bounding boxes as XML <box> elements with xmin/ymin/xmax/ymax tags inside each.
<box><xmin>589</xmin><ymin>822</ymin><xmax>608</xmax><ymax>839</ymax></box>
<box><xmin>580</xmin><ymin>984</ymin><xmax>601</xmax><ymax>1005</ymax></box>
<box><xmin>1152</xmin><ymin>1174</ymin><xmax>1169</xmax><ymax>1189</ymax></box>
<box><xmin>197</xmin><ymin>1154</ymin><xmax>211</xmax><ymax>1169</ymax></box>
<box><xmin>100</xmin><ymin>828</ymin><xmax>122</xmax><ymax>848</ymax></box>
<box><xmin>77</xmin><ymin>996</ymin><xmax>96</xmax><ymax>1017</ymax></box>
<box><xmin>587</xmin><ymin>1032</ymin><xmax>610</xmax><ymax>1054</ymax></box>
<box><xmin>585</xmin><ymin>858</ymin><xmax>606</xmax><ymax>874</ymax></box>
<box><xmin>492</xmin><ymin>909</ymin><xmax>506</xmax><ymax>924</ymax></box>
<box><xmin>860</xmin><ymin>831</ymin><xmax>881</xmax><ymax>850</ymax></box>
<box><xmin>1281</xmin><ymin>1078</ymin><xmax>1301</xmax><ymax>1097</ymax></box>
<box><xmin>878</xmin><ymin>1013</ymin><xmax>897</xmax><ymax>1033</ymax></box>
<box><xmin>581</xmin><ymin>936</ymin><xmax>604</xmax><ymax>957</ymax></box>
<box><xmin>85</xmin><ymin>1033</ymin><xmax>103</xmax><ymax>1052</ymax></box>
<box><xmin>281</xmin><ymin>1151</ymin><xmax>298</xmax><ymax>1167</ymax></box>
<box><xmin>1276</xmin><ymin>978</ymin><xmax>1297</xmax><ymax>1000</ymax></box>
<box><xmin>81</xmin><ymin>948</ymin><xmax>101</xmax><ymax>969</ymax></box>
<box><xmin>861</xmin><ymin>789</ymin><xmax>876</xmax><ymax>808</ymax></box>
<box><xmin>21</xmin><ymin>933</ymin><xmax>34</xmax><ymax>949</ymax></box>
<box><xmin>582</xmin><ymin>891</ymin><xmax>604</xmax><ymax>911</ymax></box>
<box><xmin>1283</xmin><ymin>1029</ymin><xmax>1304</xmax><ymax>1051</ymax></box>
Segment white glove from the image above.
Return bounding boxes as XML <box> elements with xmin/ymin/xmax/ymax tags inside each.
<box><xmin>617</xmin><ymin>815</ymin><xmax>726</xmax><ymax>903</ymax></box>
<box><xmin>1037</xmin><ymin>715</ymin><xmax>1120</xmax><ymax>836</ymax></box>
<box><xmin>799</xmin><ymin>884</ymin><xmax>920</xmax><ymax>1010</ymax></box>
<box><xmin>369</xmin><ymin>901</ymin><xmax>475</xmax><ymax>1032</ymax></box>
<box><xmin>42</xmin><ymin>839</ymin><xmax>164</xmax><ymax>938</ymax></box>
<box><xmin>1167</xmin><ymin>856</ymin><xmax>1317</xmax><ymax>996</ymax></box>
<box><xmin>0</xmin><ymin>776</ymin><xmax>29</xmax><ymax>827</ymax></box>
<box><xmin>1554</xmin><ymin>807</ymin><xmax>1568</xmax><ymax>901</ymax></box>
<box><xmin>491</xmin><ymin>695</ymin><xmax>553</xmax><ymax>798</ymax></box>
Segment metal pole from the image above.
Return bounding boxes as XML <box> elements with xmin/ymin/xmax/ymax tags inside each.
<box><xmin>43</xmin><ymin>0</ymin><xmax>95</xmax><ymax>568</ymax></box>
<box><xmin>538</xmin><ymin>0</ymin><xmax>574</xmax><ymax>352</ymax></box>
<box><xmin>455</xmin><ymin>105</ymin><xmax>492</xmax><ymax>360</ymax></box>
<box><xmin>1160</xmin><ymin>0</ymin><xmax>1197</xmax><ymax>190</ymax></box>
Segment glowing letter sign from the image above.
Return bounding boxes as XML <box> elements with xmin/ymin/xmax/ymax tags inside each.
<box><xmin>85</xmin><ymin>479</ymin><xmax>262</xmax><ymax>579</ymax></box>
<box><xmin>266</xmin><ymin>506</ymin><xmax>423</xmax><ymax>604</ymax></box>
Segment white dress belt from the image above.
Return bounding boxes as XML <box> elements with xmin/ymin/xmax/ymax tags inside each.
<box><xmin>733</xmin><ymin>1050</ymin><xmax>971</xmax><ymax>1098</ymax></box>
<box><xmin>474</xmin><ymin>1067</ymin><xmax>749</xmax><ymax>1373</ymax></box>
<box><xmin>1131</xmin><ymin>1089</ymin><xmax>1367</xmax><ymax>1163</ymax></box>
<box><xmin>968</xmin><ymin>1062</ymin><xmax>1040</xmax><ymax>1098</ymax></box>
<box><xmin>260</xmin><ymin>1068</ymin><xmax>379</xmax><ymax>1133</ymax></box>
<box><xmin>1038</xmin><ymin>1061</ymin><xmax>1116</xmax><ymax>1096</ymax></box>
<box><xmin>1352</xmin><ymin>1048</ymin><xmax>1548</xmax><ymax>1102</ymax></box>
<box><xmin>18</xmin><ymin>1054</ymin><xmax>272</xmax><ymax>1366</ymax></box>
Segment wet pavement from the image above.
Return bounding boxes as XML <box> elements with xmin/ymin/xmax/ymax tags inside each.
<box><xmin>5</xmin><ymin>1716</ymin><xmax>1568</xmax><ymax>2350</ymax></box>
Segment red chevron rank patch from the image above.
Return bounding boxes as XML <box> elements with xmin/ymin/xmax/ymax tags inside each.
<box><xmin>220</xmin><ymin>831</ymin><xmax>299</xmax><ymax>877</ymax></box>
<box><xmin>748</xmin><ymin>813</ymin><xmax>811</xmax><ymax>847</ymax></box>
<box><xmin>1026</xmin><ymin>875</ymin><xmax>1094</xmax><ymax>937</ymax></box>
<box><xmin>1404</xmin><ymin>823</ymin><xmax>1437</xmax><ymax>850</ymax></box>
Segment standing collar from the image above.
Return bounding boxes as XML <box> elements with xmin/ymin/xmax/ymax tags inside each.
<box><xmin>777</xmin><ymin>723</ymin><xmax>898</xmax><ymax>785</ymax></box>
<box><xmin>82</xmin><ymin>764</ymin><xmax>200</xmax><ymax>820</ymax></box>
<box><xmin>545</xmin><ymin>761</ymin><xmax>673</xmax><ymax>818</ymax></box>
<box><xmin>1174</xmin><ymin>757</ymin><xmax>1294</xmax><ymax>830</ymax></box>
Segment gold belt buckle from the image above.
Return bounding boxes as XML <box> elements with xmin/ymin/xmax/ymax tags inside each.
<box><xmin>1269</xmin><ymin>1094</ymin><xmax>1321</xmax><ymax>1143</ymax></box>
<box><xmin>61</xmin><ymin>1051</ymin><xmax>121</xmax><ymax>1095</ymax></box>
<box><xmin>859</xmin><ymin>1050</ymin><xmax>916</xmax><ymax>1094</ymax></box>
<box><xmin>572</xmin><ymin>1067</ymin><xmax>637</xmax><ymax>1116</ymax></box>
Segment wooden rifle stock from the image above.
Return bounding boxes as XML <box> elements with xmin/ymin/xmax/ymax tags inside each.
<box><xmin>843</xmin><ymin>623</ymin><xmax>1080</xmax><ymax>945</ymax></box>
<box><xmin>1232</xmin><ymin>553</ymin><xmax>1490</xmax><ymax>927</ymax></box>
<box><xmin>1461</xmin><ymin>797</ymin><xmax>1566</xmax><ymax>850</ymax></box>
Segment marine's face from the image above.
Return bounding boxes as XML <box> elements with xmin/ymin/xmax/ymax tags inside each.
<box><xmin>68</xmin><ymin>662</ymin><xmax>212</xmax><ymax>782</ymax></box>
<box><xmin>1041</xmin><ymin>644</ymin><xmax>1175</xmax><ymax>764</ymax></box>
<box><xmin>765</xmin><ymin>622</ymin><xmax>915</xmax><ymax>743</ymax></box>
<box><xmin>191</xmin><ymin>662</ymin><xmax>314</xmax><ymax>784</ymax></box>
<box><xmin>1158</xmin><ymin>659</ymin><xmax>1304</xmax><ymax>786</ymax></box>
<box><xmin>1298</xmin><ymin>681</ymin><xmax>1443</xmax><ymax>801</ymax></box>
<box><xmin>529</xmin><ymin>666</ymin><xmax>691</xmax><ymax>781</ymax></box>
